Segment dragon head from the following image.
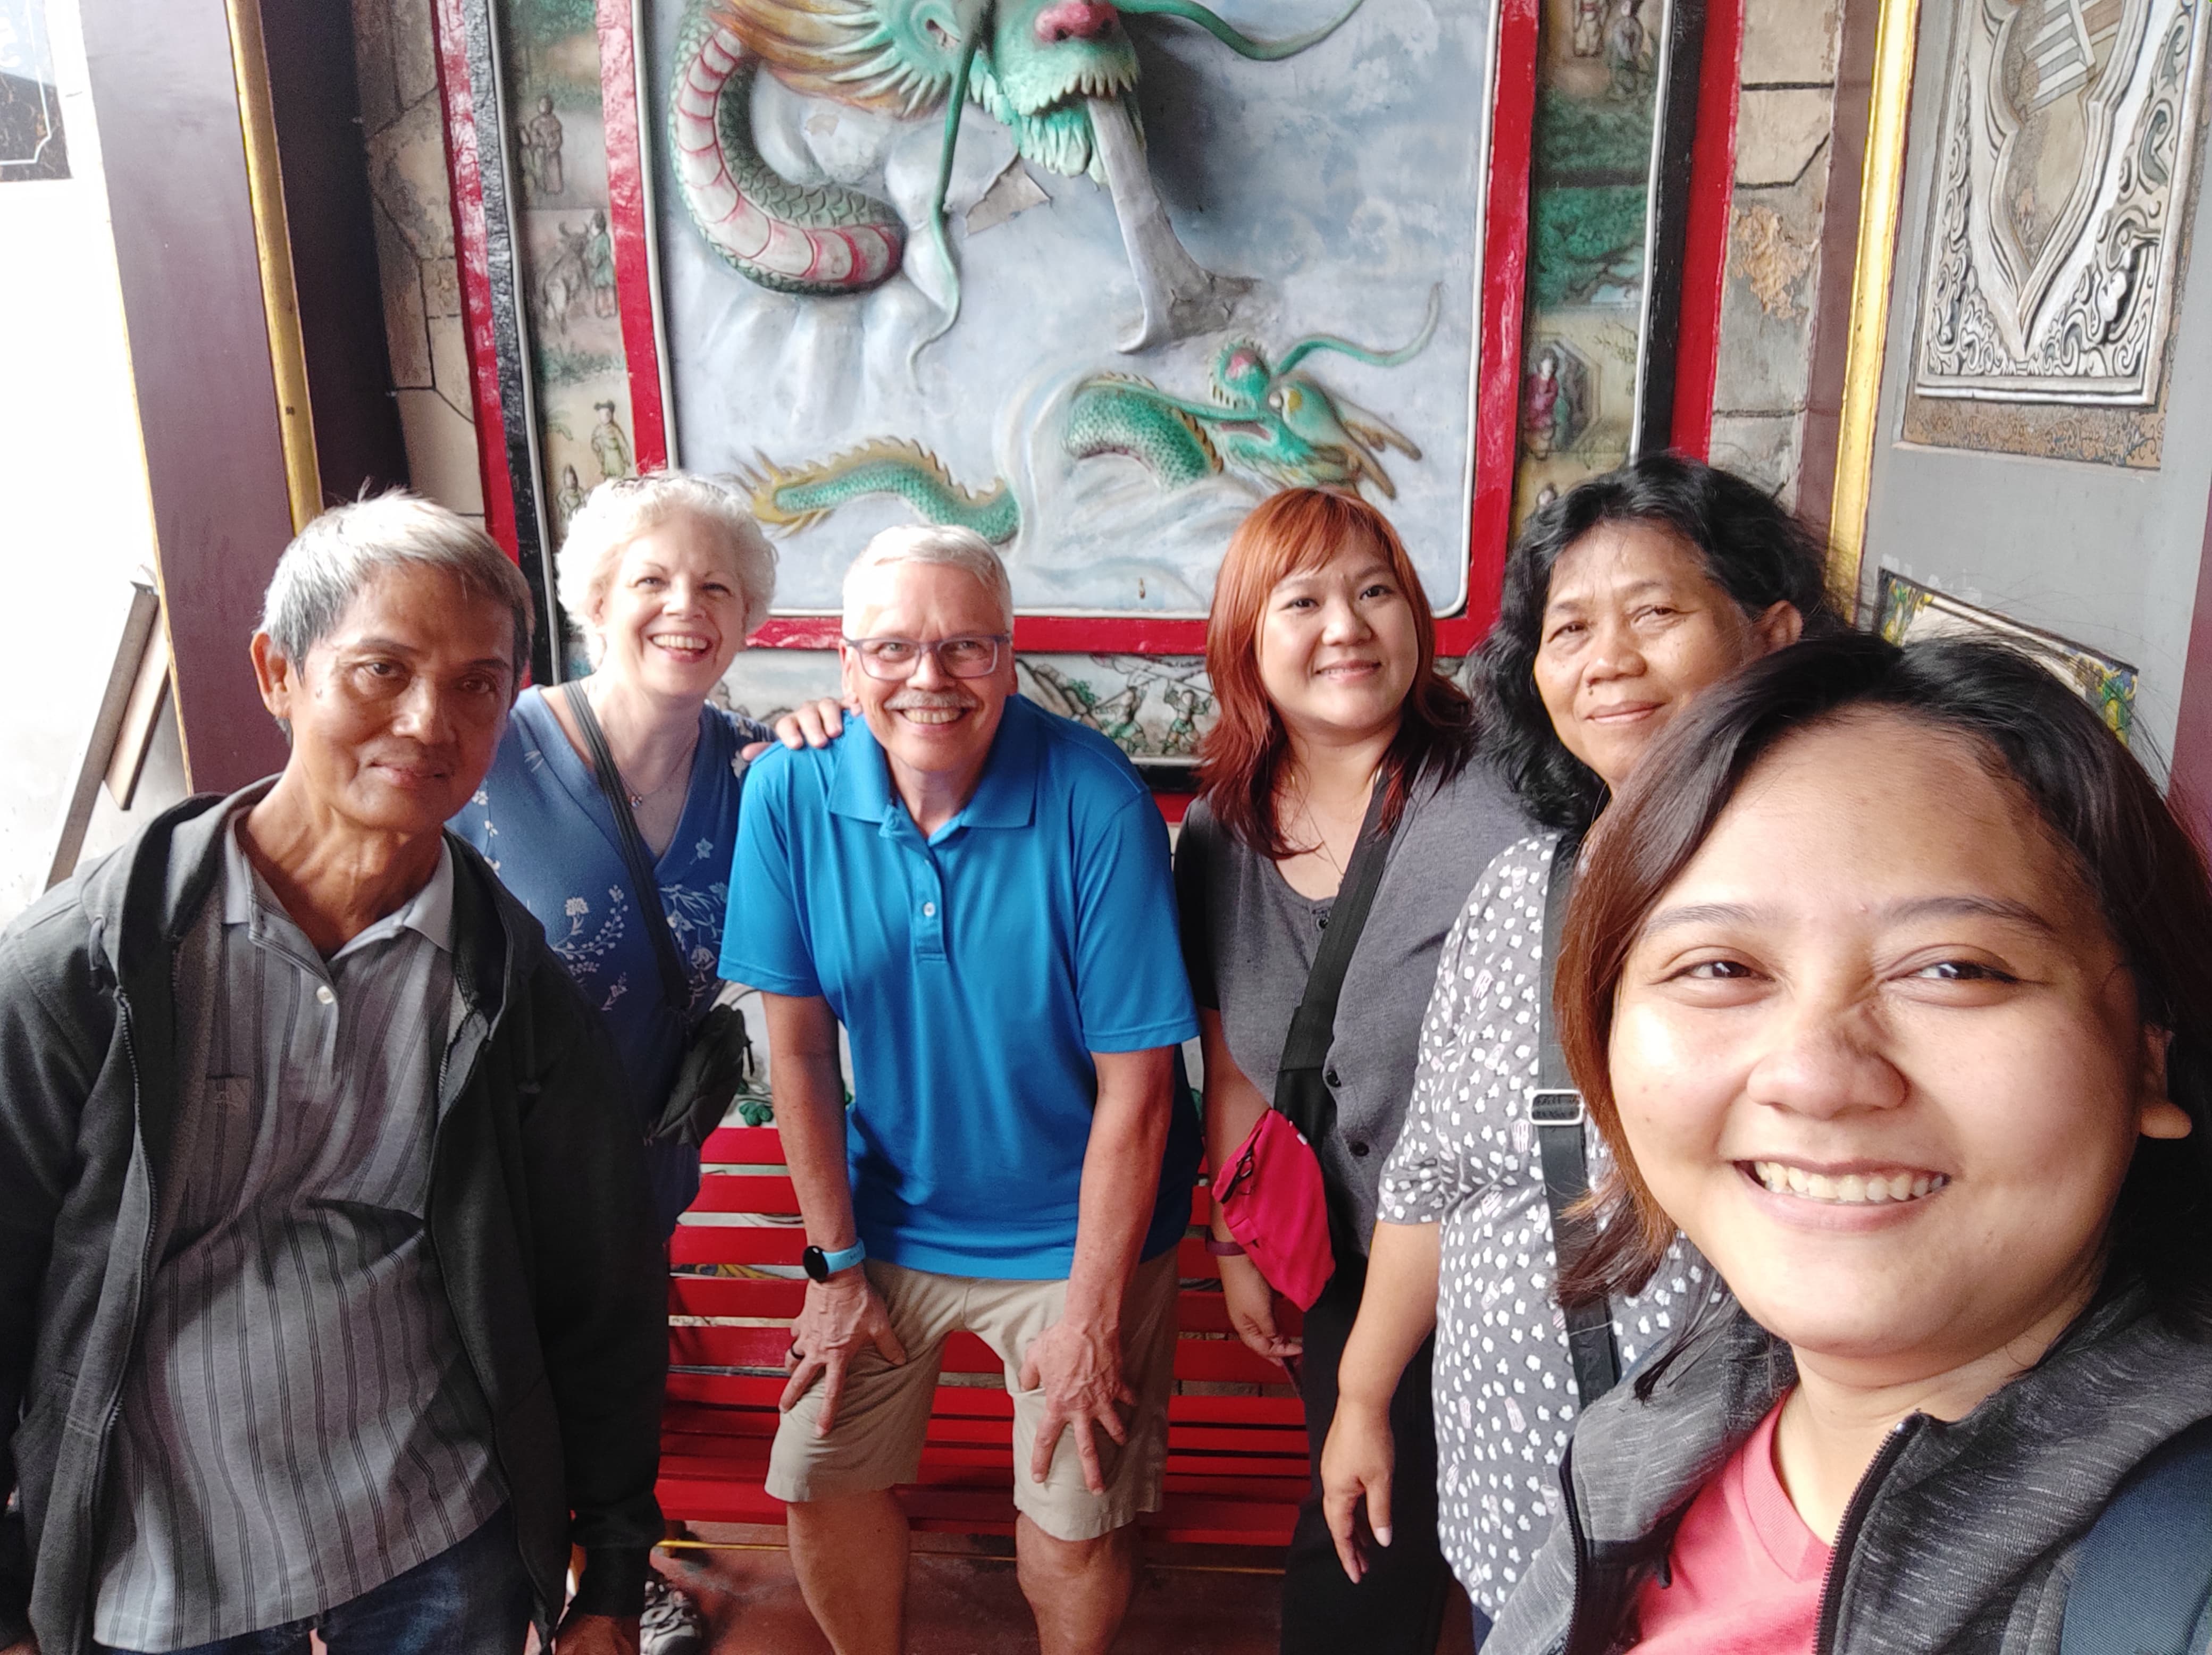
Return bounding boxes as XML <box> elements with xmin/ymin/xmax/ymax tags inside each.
<box><xmin>967</xmin><ymin>1</ymin><xmax>1139</xmax><ymax>179</ymax></box>
<box><xmin>1209</xmin><ymin>339</ymin><xmax>1273</xmax><ymax>406</ymax></box>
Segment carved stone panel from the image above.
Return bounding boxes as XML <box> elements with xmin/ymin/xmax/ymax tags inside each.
<box><xmin>1908</xmin><ymin>0</ymin><xmax>2207</xmax><ymax>420</ymax></box>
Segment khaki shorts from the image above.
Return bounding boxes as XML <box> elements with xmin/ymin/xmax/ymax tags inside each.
<box><xmin>766</xmin><ymin>1249</ymin><xmax>1179</xmax><ymax>1542</ymax></box>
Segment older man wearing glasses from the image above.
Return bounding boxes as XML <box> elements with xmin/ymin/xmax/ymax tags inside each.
<box><xmin>719</xmin><ymin>525</ymin><xmax>1199</xmax><ymax>1655</ymax></box>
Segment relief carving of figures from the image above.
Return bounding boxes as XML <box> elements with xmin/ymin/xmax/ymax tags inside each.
<box><xmin>1914</xmin><ymin>0</ymin><xmax>2208</xmax><ymax>404</ymax></box>
<box><xmin>1572</xmin><ymin>0</ymin><xmax>1606</xmax><ymax>56</ymax></box>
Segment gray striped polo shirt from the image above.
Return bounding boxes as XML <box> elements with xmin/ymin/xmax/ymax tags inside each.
<box><xmin>93</xmin><ymin>816</ymin><xmax>504</xmax><ymax>1650</ymax></box>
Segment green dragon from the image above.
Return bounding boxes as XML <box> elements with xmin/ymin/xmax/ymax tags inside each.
<box><xmin>738</xmin><ymin>291</ymin><xmax>1439</xmax><ymax>543</ymax></box>
<box><xmin>670</xmin><ymin>0</ymin><xmax>1364</xmax><ymax>347</ymax></box>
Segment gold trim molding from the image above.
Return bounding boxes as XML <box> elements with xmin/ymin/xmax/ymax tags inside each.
<box><xmin>1827</xmin><ymin>0</ymin><xmax>1925</xmax><ymax>617</ymax></box>
<box><xmin>225</xmin><ymin>0</ymin><xmax>320</xmax><ymax>532</ymax></box>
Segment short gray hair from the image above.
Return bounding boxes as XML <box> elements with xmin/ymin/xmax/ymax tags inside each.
<box><xmin>260</xmin><ymin>492</ymin><xmax>534</xmax><ymax>692</ymax></box>
<box><xmin>841</xmin><ymin>524</ymin><xmax>1014</xmax><ymax>634</ymax></box>
<box><xmin>556</xmin><ymin>472</ymin><xmax>777</xmax><ymax>664</ymax></box>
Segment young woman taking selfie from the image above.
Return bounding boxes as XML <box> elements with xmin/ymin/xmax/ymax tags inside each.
<box><xmin>1484</xmin><ymin>633</ymin><xmax>2212</xmax><ymax>1654</ymax></box>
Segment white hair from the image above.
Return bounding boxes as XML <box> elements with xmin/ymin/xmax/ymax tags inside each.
<box><xmin>259</xmin><ymin>491</ymin><xmax>534</xmax><ymax>691</ymax></box>
<box><xmin>841</xmin><ymin>524</ymin><xmax>1014</xmax><ymax>634</ymax></box>
<box><xmin>556</xmin><ymin>471</ymin><xmax>777</xmax><ymax>664</ymax></box>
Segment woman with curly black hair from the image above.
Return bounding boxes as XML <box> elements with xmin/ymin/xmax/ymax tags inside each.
<box><xmin>1317</xmin><ymin>453</ymin><xmax>1847</xmax><ymax>1625</ymax></box>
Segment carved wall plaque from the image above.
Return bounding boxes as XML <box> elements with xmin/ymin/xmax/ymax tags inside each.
<box><xmin>1911</xmin><ymin>0</ymin><xmax>2207</xmax><ymax>408</ymax></box>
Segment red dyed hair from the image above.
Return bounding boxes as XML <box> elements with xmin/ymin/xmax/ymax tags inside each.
<box><xmin>1197</xmin><ymin>489</ymin><xmax>1477</xmax><ymax>859</ymax></box>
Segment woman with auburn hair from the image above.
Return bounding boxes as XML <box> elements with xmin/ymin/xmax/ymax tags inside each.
<box><xmin>1319</xmin><ymin>454</ymin><xmax>1843</xmax><ymax>1631</ymax></box>
<box><xmin>1485</xmin><ymin>634</ymin><xmax>2212</xmax><ymax>1653</ymax></box>
<box><xmin>1175</xmin><ymin>487</ymin><xmax>1528</xmax><ymax>1653</ymax></box>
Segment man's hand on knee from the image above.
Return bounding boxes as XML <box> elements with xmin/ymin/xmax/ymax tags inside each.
<box><xmin>1018</xmin><ymin>1316</ymin><xmax>1135</xmax><ymax>1494</ymax></box>
<box><xmin>782</xmin><ymin>1271</ymin><xmax>908</xmax><ymax>1435</ymax></box>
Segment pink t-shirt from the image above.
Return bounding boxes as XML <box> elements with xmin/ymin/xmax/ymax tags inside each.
<box><xmin>1629</xmin><ymin>1398</ymin><xmax>1831</xmax><ymax>1652</ymax></box>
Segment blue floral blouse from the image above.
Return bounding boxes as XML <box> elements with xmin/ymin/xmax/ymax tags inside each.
<box><xmin>450</xmin><ymin>686</ymin><xmax>768</xmax><ymax>1233</ymax></box>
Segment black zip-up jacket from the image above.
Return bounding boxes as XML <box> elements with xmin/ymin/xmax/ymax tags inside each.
<box><xmin>1485</xmin><ymin>1292</ymin><xmax>2212</xmax><ymax>1655</ymax></box>
<box><xmin>0</xmin><ymin>789</ymin><xmax>667</xmax><ymax>1654</ymax></box>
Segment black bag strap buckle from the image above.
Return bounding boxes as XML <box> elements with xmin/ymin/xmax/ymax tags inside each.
<box><xmin>1526</xmin><ymin>1087</ymin><xmax>1586</xmax><ymax>1128</ymax></box>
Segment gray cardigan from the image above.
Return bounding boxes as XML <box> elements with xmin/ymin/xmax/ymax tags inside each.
<box><xmin>1174</xmin><ymin>756</ymin><xmax>1529</xmax><ymax>1249</ymax></box>
<box><xmin>0</xmin><ymin>791</ymin><xmax>668</xmax><ymax>1654</ymax></box>
<box><xmin>1484</xmin><ymin>1293</ymin><xmax>2212</xmax><ymax>1655</ymax></box>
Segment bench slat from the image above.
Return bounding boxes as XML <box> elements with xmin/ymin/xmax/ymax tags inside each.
<box><xmin>671</xmin><ymin>1323</ymin><xmax>1291</xmax><ymax>1388</ymax></box>
<box><xmin>685</xmin><ymin>1177</ymin><xmax>806</xmax><ymax>1214</ymax></box>
<box><xmin>653</xmin><ymin>1476</ymin><xmax>1301</xmax><ymax>1546</ymax></box>
<box><xmin>668</xmin><ymin>1275</ymin><xmax>1302</xmax><ymax>1337</ymax></box>
<box><xmin>699</xmin><ymin>1125</ymin><xmax>784</xmax><ymax>1163</ymax></box>
<box><xmin>662</xmin><ymin>1383</ymin><xmax>1303</xmax><ymax>1430</ymax></box>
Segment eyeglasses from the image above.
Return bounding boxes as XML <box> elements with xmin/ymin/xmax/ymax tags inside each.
<box><xmin>841</xmin><ymin>633</ymin><xmax>1010</xmax><ymax>682</ymax></box>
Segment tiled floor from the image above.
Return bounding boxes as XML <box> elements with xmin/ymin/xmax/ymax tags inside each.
<box><xmin>663</xmin><ymin>1526</ymin><xmax>1288</xmax><ymax>1653</ymax></box>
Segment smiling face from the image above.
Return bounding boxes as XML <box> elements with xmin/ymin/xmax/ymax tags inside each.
<box><xmin>1607</xmin><ymin>711</ymin><xmax>2190</xmax><ymax>1387</ymax></box>
<box><xmin>841</xmin><ymin>558</ymin><xmax>1016</xmax><ymax>793</ymax></box>
<box><xmin>1253</xmin><ymin>539</ymin><xmax>1421</xmax><ymax>747</ymax></box>
<box><xmin>590</xmin><ymin>513</ymin><xmax>750</xmax><ymax>701</ymax></box>
<box><xmin>1535</xmin><ymin>522</ymin><xmax>1802</xmax><ymax>792</ymax></box>
<box><xmin>254</xmin><ymin>566</ymin><xmax>517</xmax><ymax>838</ymax></box>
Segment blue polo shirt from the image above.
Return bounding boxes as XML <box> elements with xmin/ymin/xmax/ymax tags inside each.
<box><xmin>720</xmin><ymin>693</ymin><xmax>1201</xmax><ymax>1279</ymax></box>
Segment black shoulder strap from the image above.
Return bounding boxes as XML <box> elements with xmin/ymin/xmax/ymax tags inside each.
<box><xmin>560</xmin><ymin>682</ymin><xmax>690</xmax><ymax>1015</ymax></box>
<box><xmin>2061</xmin><ymin>1417</ymin><xmax>2212</xmax><ymax>1655</ymax></box>
<box><xmin>1536</xmin><ymin>834</ymin><xmax>1622</xmax><ymax>1406</ymax></box>
<box><xmin>1275</xmin><ymin>779</ymin><xmax>1395</xmax><ymax>1124</ymax></box>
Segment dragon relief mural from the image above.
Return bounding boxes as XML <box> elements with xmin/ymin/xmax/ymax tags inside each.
<box><xmin>671</xmin><ymin>0</ymin><xmax>1363</xmax><ymax>350</ymax></box>
<box><xmin>734</xmin><ymin>292</ymin><xmax>1439</xmax><ymax>543</ymax></box>
<box><xmin>653</xmin><ymin>0</ymin><xmax>1487</xmax><ymax>617</ymax></box>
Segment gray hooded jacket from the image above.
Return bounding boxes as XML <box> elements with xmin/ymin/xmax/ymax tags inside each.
<box><xmin>1485</xmin><ymin>1292</ymin><xmax>2212</xmax><ymax>1655</ymax></box>
<box><xmin>0</xmin><ymin>791</ymin><xmax>668</xmax><ymax>1654</ymax></box>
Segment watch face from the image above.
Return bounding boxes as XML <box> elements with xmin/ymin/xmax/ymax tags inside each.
<box><xmin>802</xmin><ymin>1246</ymin><xmax>828</xmax><ymax>1283</ymax></box>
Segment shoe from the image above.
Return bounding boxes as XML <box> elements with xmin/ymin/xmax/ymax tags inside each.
<box><xmin>640</xmin><ymin>1574</ymin><xmax>708</xmax><ymax>1655</ymax></box>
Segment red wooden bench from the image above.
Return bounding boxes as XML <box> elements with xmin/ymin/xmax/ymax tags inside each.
<box><xmin>658</xmin><ymin>1125</ymin><xmax>1310</xmax><ymax>1547</ymax></box>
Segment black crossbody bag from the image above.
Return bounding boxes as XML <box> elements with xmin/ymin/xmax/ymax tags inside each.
<box><xmin>562</xmin><ymin>682</ymin><xmax>751</xmax><ymax>1147</ymax></box>
<box><xmin>1529</xmin><ymin>833</ymin><xmax>1622</xmax><ymax>1404</ymax></box>
<box><xmin>1215</xmin><ymin>783</ymin><xmax>1395</xmax><ymax>1308</ymax></box>
<box><xmin>1274</xmin><ymin>782</ymin><xmax>1397</xmax><ymax>1259</ymax></box>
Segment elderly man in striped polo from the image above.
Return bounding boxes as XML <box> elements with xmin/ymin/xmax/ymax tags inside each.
<box><xmin>0</xmin><ymin>497</ymin><xmax>664</xmax><ymax>1655</ymax></box>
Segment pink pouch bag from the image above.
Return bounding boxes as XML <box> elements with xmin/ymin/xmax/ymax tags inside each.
<box><xmin>1214</xmin><ymin>1110</ymin><xmax>1336</xmax><ymax>1310</ymax></box>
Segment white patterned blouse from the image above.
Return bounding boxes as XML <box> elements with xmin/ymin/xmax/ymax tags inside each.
<box><xmin>1375</xmin><ymin>832</ymin><xmax>1707</xmax><ymax>1616</ymax></box>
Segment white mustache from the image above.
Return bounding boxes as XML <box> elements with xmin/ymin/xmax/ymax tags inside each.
<box><xmin>885</xmin><ymin>691</ymin><xmax>976</xmax><ymax>710</ymax></box>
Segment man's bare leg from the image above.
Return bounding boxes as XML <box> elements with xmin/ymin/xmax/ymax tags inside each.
<box><xmin>787</xmin><ymin>1492</ymin><xmax>909</xmax><ymax>1655</ymax></box>
<box><xmin>1015</xmin><ymin>1515</ymin><xmax>1136</xmax><ymax>1655</ymax></box>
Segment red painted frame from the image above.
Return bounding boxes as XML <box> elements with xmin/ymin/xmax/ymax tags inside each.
<box><xmin>442</xmin><ymin>0</ymin><xmax>1738</xmax><ymax>651</ymax></box>
<box><xmin>1670</xmin><ymin>0</ymin><xmax>1742</xmax><ymax>461</ymax></box>
<box><xmin>431</xmin><ymin>0</ymin><xmax>522</xmax><ymax>559</ymax></box>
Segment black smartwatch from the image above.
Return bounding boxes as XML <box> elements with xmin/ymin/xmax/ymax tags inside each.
<box><xmin>802</xmin><ymin>1240</ymin><xmax>867</xmax><ymax>1282</ymax></box>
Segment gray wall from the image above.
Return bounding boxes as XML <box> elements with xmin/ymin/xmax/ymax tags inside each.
<box><xmin>1861</xmin><ymin>0</ymin><xmax>2212</xmax><ymax>769</ymax></box>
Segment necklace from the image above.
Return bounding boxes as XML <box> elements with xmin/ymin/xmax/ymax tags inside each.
<box><xmin>1286</xmin><ymin>762</ymin><xmax>1381</xmax><ymax>877</ymax></box>
<box><xmin>1296</xmin><ymin>795</ymin><xmax>1347</xmax><ymax>876</ymax></box>
<box><xmin>616</xmin><ymin>728</ymin><xmax>700</xmax><ymax>809</ymax></box>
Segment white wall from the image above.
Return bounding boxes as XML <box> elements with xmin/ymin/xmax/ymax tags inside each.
<box><xmin>0</xmin><ymin>0</ymin><xmax>185</xmax><ymax>925</ymax></box>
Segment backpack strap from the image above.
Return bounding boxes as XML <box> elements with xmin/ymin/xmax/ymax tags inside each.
<box><xmin>2061</xmin><ymin>1416</ymin><xmax>2212</xmax><ymax>1655</ymax></box>
<box><xmin>1534</xmin><ymin>834</ymin><xmax>1621</xmax><ymax>1406</ymax></box>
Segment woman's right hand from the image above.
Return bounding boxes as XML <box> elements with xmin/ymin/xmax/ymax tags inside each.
<box><xmin>1217</xmin><ymin>1250</ymin><xmax>1302</xmax><ymax>1365</ymax></box>
<box><xmin>1320</xmin><ymin>1398</ymin><xmax>1397</xmax><ymax>1583</ymax></box>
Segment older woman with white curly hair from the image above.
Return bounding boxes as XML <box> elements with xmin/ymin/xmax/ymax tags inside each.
<box><xmin>452</xmin><ymin>471</ymin><xmax>839</xmax><ymax>1234</ymax></box>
